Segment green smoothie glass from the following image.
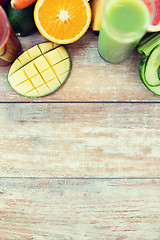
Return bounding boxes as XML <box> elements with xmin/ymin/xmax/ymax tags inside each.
<box><xmin>98</xmin><ymin>0</ymin><xmax>155</xmax><ymax>63</ymax></box>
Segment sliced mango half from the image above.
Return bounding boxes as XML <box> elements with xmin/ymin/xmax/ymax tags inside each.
<box><xmin>8</xmin><ymin>42</ymin><xmax>71</xmax><ymax>97</ymax></box>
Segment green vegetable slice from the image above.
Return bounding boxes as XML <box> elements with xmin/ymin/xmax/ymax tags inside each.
<box><xmin>139</xmin><ymin>56</ymin><xmax>160</xmax><ymax>96</ymax></box>
<box><xmin>145</xmin><ymin>45</ymin><xmax>160</xmax><ymax>86</ymax></box>
<box><xmin>137</xmin><ymin>32</ymin><xmax>160</xmax><ymax>56</ymax></box>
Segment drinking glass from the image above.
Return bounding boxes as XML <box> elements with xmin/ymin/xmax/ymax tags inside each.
<box><xmin>0</xmin><ymin>6</ymin><xmax>21</xmax><ymax>66</ymax></box>
<box><xmin>98</xmin><ymin>0</ymin><xmax>155</xmax><ymax>63</ymax></box>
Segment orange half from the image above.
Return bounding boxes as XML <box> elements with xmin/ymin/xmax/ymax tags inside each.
<box><xmin>34</xmin><ymin>0</ymin><xmax>91</xmax><ymax>44</ymax></box>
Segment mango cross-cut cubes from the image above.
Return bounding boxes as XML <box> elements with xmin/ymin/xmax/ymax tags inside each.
<box><xmin>8</xmin><ymin>42</ymin><xmax>71</xmax><ymax>97</ymax></box>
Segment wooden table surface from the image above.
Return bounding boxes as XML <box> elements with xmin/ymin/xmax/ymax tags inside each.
<box><xmin>0</xmin><ymin>30</ymin><xmax>160</xmax><ymax>240</ymax></box>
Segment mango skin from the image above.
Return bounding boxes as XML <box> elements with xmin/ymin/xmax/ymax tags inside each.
<box><xmin>8</xmin><ymin>42</ymin><xmax>71</xmax><ymax>98</ymax></box>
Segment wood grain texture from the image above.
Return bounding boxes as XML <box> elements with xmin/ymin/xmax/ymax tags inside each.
<box><xmin>0</xmin><ymin>103</ymin><xmax>160</xmax><ymax>178</ymax></box>
<box><xmin>0</xmin><ymin>30</ymin><xmax>160</xmax><ymax>102</ymax></box>
<box><xmin>0</xmin><ymin>25</ymin><xmax>160</xmax><ymax>240</ymax></box>
<box><xmin>0</xmin><ymin>178</ymin><xmax>159</xmax><ymax>240</ymax></box>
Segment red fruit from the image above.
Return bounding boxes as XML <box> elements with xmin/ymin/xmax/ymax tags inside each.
<box><xmin>148</xmin><ymin>0</ymin><xmax>160</xmax><ymax>32</ymax></box>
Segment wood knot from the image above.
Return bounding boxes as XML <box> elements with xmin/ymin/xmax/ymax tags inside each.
<box><xmin>0</xmin><ymin>190</ymin><xmax>4</xmax><ymax>195</ymax></box>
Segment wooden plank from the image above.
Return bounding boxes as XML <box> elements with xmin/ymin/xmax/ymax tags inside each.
<box><xmin>0</xmin><ymin>103</ymin><xmax>160</xmax><ymax>178</ymax></box>
<box><xmin>0</xmin><ymin>178</ymin><xmax>159</xmax><ymax>240</ymax></box>
<box><xmin>0</xmin><ymin>30</ymin><xmax>160</xmax><ymax>102</ymax></box>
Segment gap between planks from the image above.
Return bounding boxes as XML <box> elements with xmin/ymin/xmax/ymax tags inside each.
<box><xmin>0</xmin><ymin>177</ymin><xmax>160</xmax><ymax>180</ymax></box>
<box><xmin>1</xmin><ymin>101</ymin><xmax>160</xmax><ymax>104</ymax></box>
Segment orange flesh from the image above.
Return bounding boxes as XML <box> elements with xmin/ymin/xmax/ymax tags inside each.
<box><xmin>38</xmin><ymin>0</ymin><xmax>88</xmax><ymax>40</ymax></box>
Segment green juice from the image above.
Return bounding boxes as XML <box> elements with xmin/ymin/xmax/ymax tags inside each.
<box><xmin>98</xmin><ymin>0</ymin><xmax>150</xmax><ymax>63</ymax></box>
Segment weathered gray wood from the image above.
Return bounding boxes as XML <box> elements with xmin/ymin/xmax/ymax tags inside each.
<box><xmin>0</xmin><ymin>30</ymin><xmax>160</xmax><ymax>102</ymax></box>
<box><xmin>0</xmin><ymin>103</ymin><xmax>160</xmax><ymax>178</ymax></box>
<box><xmin>0</xmin><ymin>24</ymin><xmax>160</xmax><ymax>240</ymax></box>
<box><xmin>0</xmin><ymin>178</ymin><xmax>159</xmax><ymax>240</ymax></box>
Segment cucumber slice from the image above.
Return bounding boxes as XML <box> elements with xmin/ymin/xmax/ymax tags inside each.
<box><xmin>139</xmin><ymin>57</ymin><xmax>147</xmax><ymax>82</ymax></box>
<box><xmin>139</xmin><ymin>56</ymin><xmax>160</xmax><ymax>96</ymax></box>
<box><xmin>145</xmin><ymin>45</ymin><xmax>160</xmax><ymax>87</ymax></box>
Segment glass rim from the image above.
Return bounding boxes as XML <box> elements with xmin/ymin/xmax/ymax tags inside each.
<box><xmin>102</xmin><ymin>0</ymin><xmax>155</xmax><ymax>41</ymax></box>
<box><xmin>0</xmin><ymin>6</ymin><xmax>10</xmax><ymax>49</ymax></box>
